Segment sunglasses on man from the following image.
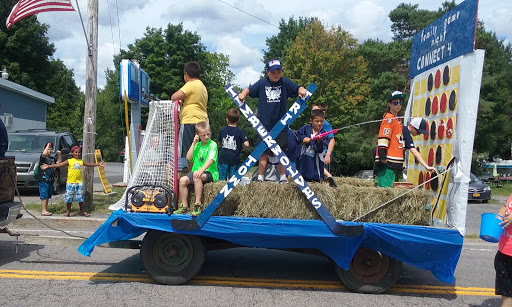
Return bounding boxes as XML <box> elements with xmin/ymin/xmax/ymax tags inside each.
<box><xmin>391</xmin><ymin>101</ymin><xmax>404</xmax><ymax>106</ymax></box>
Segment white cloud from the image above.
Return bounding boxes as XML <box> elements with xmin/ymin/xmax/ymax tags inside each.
<box><xmin>30</xmin><ymin>0</ymin><xmax>511</xmax><ymax>93</ymax></box>
<box><xmin>232</xmin><ymin>66</ymin><xmax>262</xmax><ymax>89</ymax></box>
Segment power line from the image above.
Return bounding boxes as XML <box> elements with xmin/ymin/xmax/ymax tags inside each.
<box><xmin>115</xmin><ymin>0</ymin><xmax>122</xmax><ymax>54</ymax></box>
<box><xmin>106</xmin><ymin>0</ymin><xmax>117</xmax><ymax>56</ymax></box>
<box><xmin>216</xmin><ymin>0</ymin><xmax>279</xmax><ymax>29</ymax></box>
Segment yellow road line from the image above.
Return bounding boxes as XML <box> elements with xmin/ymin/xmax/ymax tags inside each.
<box><xmin>0</xmin><ymin>270</ymin><xmax>497</xmax><ymax>296</ymax></box>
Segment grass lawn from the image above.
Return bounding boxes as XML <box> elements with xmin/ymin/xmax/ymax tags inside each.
<box><xmin>23</xmin><ymin>187</ymin><xmax>125</xmax><ymax>215</ymax></box>
<box><xmin>489</xmin><ymin>183</ymin><xmax>512</xmax><ymax>197</ymax></box>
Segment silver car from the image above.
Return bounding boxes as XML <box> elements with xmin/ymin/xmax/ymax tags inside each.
<box><xmin>6</xmin><ymin>130</ymin><xmax>78</xmax><ymax>194</ymax></box>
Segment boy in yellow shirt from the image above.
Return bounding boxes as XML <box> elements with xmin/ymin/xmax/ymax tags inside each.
<box><xmin>171</xmin><ymin>61</ymin><xmax>208</xmax><ymax>161</ymax></box>
<box><xmin>42</xmin><ymin>146</ymin><xmax>105</xmax><ymax>217</ymax></box>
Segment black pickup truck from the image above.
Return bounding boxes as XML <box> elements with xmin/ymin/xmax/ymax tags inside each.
<box><xmin>0</xmin><ymin>157</ymin><xmax>22</xmax><ymax>229</ymax></box>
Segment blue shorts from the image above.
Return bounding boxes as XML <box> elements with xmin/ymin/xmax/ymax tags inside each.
<box><xmin>65</xmin><ymin>182</ymin><xmax>84</xmax><ymax>203</ymax></box>
<box><xmin>218</xmin><ymin>163</ymin><xmax>239</xmax><ymax>181</ymax></box>
<box><xmin>38</xmin><ymin>181</ymin><xmax>53</xmax><ymax>200</ymax></box>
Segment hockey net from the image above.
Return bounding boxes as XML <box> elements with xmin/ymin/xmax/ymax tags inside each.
<box><xmin>109</xmin><ymin>100</ymin><xmax>179</xmax><ymax>211</ymax></box>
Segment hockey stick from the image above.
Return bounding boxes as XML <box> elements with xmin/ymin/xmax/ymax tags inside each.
<box><xmin>171</xmin><ymin>83</ymin><xmax>317</xmax><ymax>231</ymax></box>
<box><xmin>309</xmin><ymin>117</ymin><xmax>408</xmax><ymax>141</ymax></box>
<box><xmin>224</xmin><ymin>86</ymin><xmax>363</xmax><ymax>237</ymax></box>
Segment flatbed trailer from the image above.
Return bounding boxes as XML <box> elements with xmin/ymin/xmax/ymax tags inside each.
<box><xmin>78</xmin><ymin>211</ymin><xmax>463</xmax><ymax>293</ymax></box>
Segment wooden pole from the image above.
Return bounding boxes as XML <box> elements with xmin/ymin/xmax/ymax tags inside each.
<box><xmin>82</xmin><ymin>0</ymin><xmax>98</xmax><ymax>211</ymax></box>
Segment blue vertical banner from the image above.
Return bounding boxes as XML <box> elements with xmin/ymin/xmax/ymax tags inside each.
<box><xmin>409</xmin><ymin>0</ymin><xmax>478</xmax><ymax>79</ymax></box>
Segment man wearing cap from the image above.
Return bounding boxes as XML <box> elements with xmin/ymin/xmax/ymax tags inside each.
<box><xmin>404</xmin><ymin>118</ymin><xmax>437</xmax><ymax>173</ymax></box>
<box><xmin>238</xmin><ymin>58</ymin><xmax>307</xmax><ymax>184</ymax></box>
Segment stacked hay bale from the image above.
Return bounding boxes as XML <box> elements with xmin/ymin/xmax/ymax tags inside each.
<box><xmin>195</xmin><ymin>177</ymin><xmax>432</xmax><ymax>225</ymax></box>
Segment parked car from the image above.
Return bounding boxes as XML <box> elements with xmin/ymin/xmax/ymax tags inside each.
<box><xmin>6</xmin><ymin>129</ymin><xmax>78</xmax><ymax>194</ymax></box>
<box><xmin>354</xmin><ymin>169</ymin><xmax>374</xmax><ymax>180</ymax></box>
<box><xmin>468</xmin><ymin>173</ymin><xmax>491</xmax><ymax>203</ymax></box>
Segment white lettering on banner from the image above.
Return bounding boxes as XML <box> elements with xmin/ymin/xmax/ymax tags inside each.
<box><xmin>225</xmin><ymin>86</ymin><xmax>237</xmax><ymax>98</ymax></box>
<box><xmin>262</xmin><ymin>135</ymin><xmax>276</xmax><ymax>148</ymax></box>
<box><xmin>270</xmin><ymin>144</ymin><xmax>282</xmax><ymax>157</ymax></box>
<box><xmin>302</xmin><ymin>187</ymin><xmax>314</xmax><ymax>199</ymax></box>
<box><xmin>416</xmin><ymin>43</ymin><xmax>452</xmax><ymax>71</ymax></box>
<box><xmin>280</xmin><ymin>102</ymin><xmax>301</xmax><ymax>125</ymax></box>
<box><xmin>279</xmin><ymin>155</ymin><xmax>290</xmax><ymax>166</ymax></box>
<box><xmin>248</xmin><ymin>115</ymin><xmax>259</xmax><ymax>127</ymax></box>
<box><xmin>311</xmin><ymin>198</ymin><xmax>322</xmax><ymax>209</ymax></box>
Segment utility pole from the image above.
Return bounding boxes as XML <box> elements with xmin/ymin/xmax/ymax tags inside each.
<box><xmin>82</xmin><ymin>0</ymin><xmax>98</xmax><ymax>211</ymax></box>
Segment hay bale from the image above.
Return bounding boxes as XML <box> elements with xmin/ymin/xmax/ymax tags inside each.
<box><xmin>185</xmin><ymin>177</ymin><xmax>432</xmax><ymax>225</ymax></box>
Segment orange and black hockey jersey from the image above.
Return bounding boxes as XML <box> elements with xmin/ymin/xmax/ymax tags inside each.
<box><xmin>375</xmin><ymin>113</ymin><xmax>404</xmax><ymax>170</ymax></box>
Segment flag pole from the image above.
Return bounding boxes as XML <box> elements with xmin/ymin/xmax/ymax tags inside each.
<box><xmin>82</xmin><ymin>0</ymin><xmax>98</xmax><ymax>212</ymax></box>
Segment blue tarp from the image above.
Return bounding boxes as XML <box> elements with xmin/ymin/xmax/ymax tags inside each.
<box><xmin>78</xmin><ymin>210</ymin><xmax>463</xmax><ymax>283</ymax></box>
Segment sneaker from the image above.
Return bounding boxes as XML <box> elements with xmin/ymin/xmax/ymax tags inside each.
<box><xmin>279</xmin><ymin>177</ymin><xmax>289</xmax><ymax>184</ymax></box>
<box><xmin>173</xmin><ymin>204</ymin><xmax>189</xmax><ymax>214</ymax></box>
<box><xmin>326</xmin><ymin>176</ymin><xmax>338</xmax><ymax>188</ymax></box>
<box><xmin>191</xmin><ymin>203</ymin><xmax>204</xmax><ymax>217</ymax></box>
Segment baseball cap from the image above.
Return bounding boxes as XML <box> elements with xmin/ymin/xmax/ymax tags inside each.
<box><xmin>387</xmin><ymin>91</ymin><xmax>406</xmax><ymax>102</ymax></box>
<box><xmin>410</xmin><ymin>117</ymin><xmax>428</xmax><ymax>134</ymax></box>
<box><xmin>265</xmin><ymin>59</ymin><xmax>282</xmax><ymax>72</ymax></box>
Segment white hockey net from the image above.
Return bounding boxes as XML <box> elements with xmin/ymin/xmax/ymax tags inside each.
<box><xmin>109</xmin><ymin>100</ymin><xmax>179</xmax><ymax>211</ymax></box>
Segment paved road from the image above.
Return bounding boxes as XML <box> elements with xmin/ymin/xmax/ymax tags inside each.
<box><xmin>5</xmin><ymin>172</ymin><xmax>509</xmax><ymax>306</ymax></box>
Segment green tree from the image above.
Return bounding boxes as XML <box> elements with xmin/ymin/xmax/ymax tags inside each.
<box><xmin>97</xmin><ymin>23</ymin><xmax>235</xmax><ymax>160</ymax></box>
<box><xmin>389</xmin><ymin>1</ymin><xmax>456</xmax><ymax>41</ymax></box>
<box><xmin>263</xmin><ymin>17</ymin><xmax>318</xmax><ymax>66</ymax></box>
<box><xmin>0</xmin><ymin>1</ymin><xmax>83</xmax><ymax>137</ymax></box>
<box><xmin>473</xmin><ymin>26</ymin><xmax>512</xmax><ymax>161</ymax></box>
<box><xmin>284</xmin><ymin>21</ymin><xmax>371</xmax><ymax>174</ymax></box>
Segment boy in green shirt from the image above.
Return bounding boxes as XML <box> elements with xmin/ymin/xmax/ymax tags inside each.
<box><xmin>174</xmin><ymin>121</ymin><xmax>219</xmax><ymax>216</ymax></box>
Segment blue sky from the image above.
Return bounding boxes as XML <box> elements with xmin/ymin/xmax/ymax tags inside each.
<box><xmin>33</xmin><ymin>0</ymin><xmax>511</xmax><ymax>92</ymax></box>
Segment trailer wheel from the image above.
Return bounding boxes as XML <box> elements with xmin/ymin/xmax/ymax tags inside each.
<box><xmin>141</xmin><ymin>230</ymin><xmax>206</xmax><ymax>285</ymax></box>
<box><xmin>336</xmin><ymin>247</ymin><xmax>401</xmax><ymax>294</ymax></box>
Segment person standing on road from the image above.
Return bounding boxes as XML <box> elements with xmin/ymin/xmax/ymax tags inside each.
<box><xmin>42</xmin><ymin>146</ymin><xmax>104</xmax><ymax>217</ymax></box>
<box><xmin>495</xmin><ymin>194</ymin><xmax>512</xmax><ymax>306</ymax></box>
<box><xmin>37</xmin><ymin>142</ymin><xmax>61</xmax><ymax>216</ymax></box>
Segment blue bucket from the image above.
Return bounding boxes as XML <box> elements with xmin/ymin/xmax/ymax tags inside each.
<box><xmin>480</xmin><ymin>213</ymin><xmax>504</xmax><ymax>243</ymax></box>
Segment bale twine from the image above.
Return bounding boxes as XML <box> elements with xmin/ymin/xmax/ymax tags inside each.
<box><xmin>185</xmin><ymin>177</ymin><xmax>432</xmax><ymax>225</ymax></box>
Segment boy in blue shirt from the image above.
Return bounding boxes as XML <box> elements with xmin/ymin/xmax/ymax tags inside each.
<box><xmin>238</xmin><ymin>59</ymin><xmax>307</xmax><ymax>184</ymax></box>
<box><xmin>217</xmin><ymin>108</ymin><xmax>249</xmax><ymax>181</ymax></box>
<box><xmin>295</xmin><ymin>109</ymin><xmax>329</xmax><ymax>182</ymax></box>
<box><xmin>312</xmin><ymin>103</ymin><xmax>337</xmax><ymax>187</ymax></box>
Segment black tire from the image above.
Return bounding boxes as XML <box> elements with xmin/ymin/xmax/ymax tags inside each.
<box><xmin>52</xmin><ymin>171</ymin><xmax>60</xmax><ymax>195</ymax></box>
<box><xmin>482</xmin><ymin>199</ymin><xmax>489</xmax><ymax>203</ymax></box>
<box><xmin>336</xmin><ymin>247</ymin><xmax>402</xmax><ymax>294</ymax></box>
<box><xmin>140</xmin><ymin>230</ymin><xmax>206</xmax><ymax>285</ymax></box>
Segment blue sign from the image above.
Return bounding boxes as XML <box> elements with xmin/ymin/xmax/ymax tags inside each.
<box><xmin>120</xmin><ymin>59</ymin><xmax>151</xmax><ymax>106</ymax></box>
<box><xmin>409</xmin><ymin>0</ymin><xmax>478</xmax><ymax>79</ymax></box>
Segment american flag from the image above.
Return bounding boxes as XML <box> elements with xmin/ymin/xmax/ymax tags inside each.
<box><xmin>6</xmin><ymin>0</ymin><xmax>75</xmax><ymax>29</ymax></box>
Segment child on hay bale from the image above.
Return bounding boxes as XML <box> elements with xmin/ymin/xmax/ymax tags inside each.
<box><xmin>217</xmin><ymin>108</ymin><xmax>249</xmax><ymax>181</ymax></box>
<box><xmin>295</xmin><ymin>109</ymin><xmax>330</xmax><ymax>184</ymax></box>
<box><xmin>312</xmin><ymin>103</ymin><xmax>337</xmax><ymax>187</ymax></box>
<box><xmin>174</xmin><ymin>121</ymin><xmax>219</xmax><ymax>216</ymax></box>
<box><xmin>238</xmin><ymin>58</ymin><xmax>307</xmax><ymax>184</ymax></box>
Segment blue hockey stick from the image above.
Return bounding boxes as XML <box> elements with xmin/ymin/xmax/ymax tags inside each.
<box><xmin>171</xmin><ymin>83</ymin><xmax>317</xmax><ymax>231</ymax></box>
<box><xmin>224</xmin><ymin>86</ymin><xmax>363</xmax><ymax>237</ymax></box>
